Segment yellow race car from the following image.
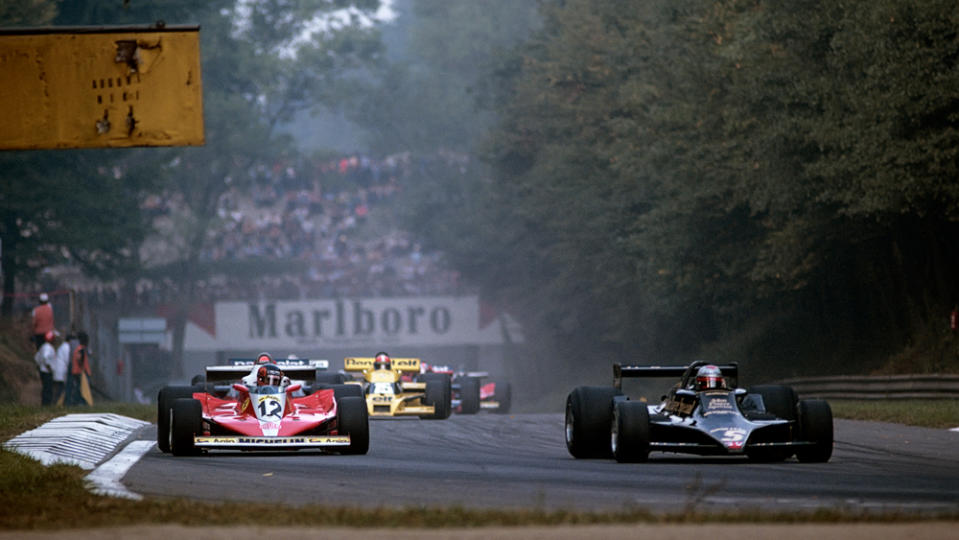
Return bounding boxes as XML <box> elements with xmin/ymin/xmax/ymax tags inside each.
<box><xmin>344</xmin><ymin>354</ymin><xmax>452</xmax><ymax>419</ymax></box>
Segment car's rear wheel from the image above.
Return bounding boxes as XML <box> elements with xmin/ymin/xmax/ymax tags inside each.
<box><xmin>336</xmin><ymin>396</ymin><xmax>370</xmax><ymax>455</ymax></box>
<box><xmin>457</xmin><ymin>376</ymin><xmax>481</xmax><ymax>414</ymax></box>
<box><xmin>157</xmin><ymin>385</ymin><xmax>197</xmax><ymax>453</ymax></box>
<box><xmin>796</xmin><ymin>399</ymin><xmax>833</xmax><ymax>463</ymax></box>
<box><xmin>422</xmin><ymin>374</ymin><xmax>452</xmax><ymax>419</ymax></box>
<box><xmin>492</xmin><ymin>380</ymin><xmax>512</xmax><ymax>414</ymax></box>
<box><xmin>565</xmin><ymin>386</ymin><xmax>620</xmax><ymax>459</ymax></box>
<box><xmin>329</xmin><ymin>383</ymin><xmax>363</xmax><ymax>400</ymax></box>
<box><xmin>612</xmin><ymin>400</ymin><xmax>650</xmax><ymax>463</ymax></box>
<box><xmin>170</xmin><ymin>398</ymin><xmax>202</xmax><ymax>456</ymax></box>
<box><xmin>746</xmin><ymin>384</ymin><xmax>798</xmax><ymax>421</ymax></box>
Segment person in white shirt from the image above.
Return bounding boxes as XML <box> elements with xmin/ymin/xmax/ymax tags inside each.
<box><xmin>34</xmin><ymin>331</ymin><xmax>56</xmax><ymax>405</ymax></box>
<box><xmin>51</xmin><ymin>331</ymin><xmax>71</xmax><ymax>405</ymax></box>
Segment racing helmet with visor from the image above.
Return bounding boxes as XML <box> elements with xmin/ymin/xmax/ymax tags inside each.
<box><xmin>257</xmin><ymin>364</ymin><xmax>284</xmax><ymax>387</ymax></box>
<box><xmin>695</xmin><ymin>364</ymin><xmax>727</xmax><ymax>390</ymax></box>
<box><xmin>373</xmin><ymin>352</ymin><xmax>391</xmax><ymax>370</ymax></box>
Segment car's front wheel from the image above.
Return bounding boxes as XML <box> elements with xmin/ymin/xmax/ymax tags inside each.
<box><xmin>421</xmin><ymin>374</ymin><xmax>452</xmax><ymax>419</ymax></box>
<box><xmin>795</xmin><ymin>399</ymin><xmax>833</xmax><ymax>463</ymax></box>
<box><xmin>337</xmin><ymin>396</ymin><xmax>370</xmax><ymax>455</ymax></box>
<box><xmin>612</xmin><ymin>400</ymin><xmax>650</xmax><ymax>463</ymax></box>
<box><xmin>170</xmin><ymin>398</ymin><xmax>202</xmax><ymax>457</ymax></box>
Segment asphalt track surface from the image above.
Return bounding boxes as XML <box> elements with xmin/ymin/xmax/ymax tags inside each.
<box><xmin>123</xmin><ymin>414</ymin><xmax>959</xmax><ymax>513</ymax></box>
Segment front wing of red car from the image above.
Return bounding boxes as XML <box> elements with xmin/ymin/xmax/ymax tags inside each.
<box><xmin>193</xmin><ymin>434</ymin><xmax>350</xmax><ymax>450</ymax></box>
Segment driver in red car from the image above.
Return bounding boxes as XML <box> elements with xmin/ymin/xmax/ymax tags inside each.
<box><xmin>256</xmin><ymin>364</ymin><xmax>285</xmax><ymax>387</ymax></box>
<box><xmin>241</xmin><ymin>352</ymin><xmax>278</xmax><ymax>386</ymax></box>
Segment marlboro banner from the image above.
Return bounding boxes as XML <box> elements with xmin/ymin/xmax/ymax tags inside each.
<box><xmin>180</xmin><ymin>296</ymin><xmax>522</xmax><ymax>351</ymax></box>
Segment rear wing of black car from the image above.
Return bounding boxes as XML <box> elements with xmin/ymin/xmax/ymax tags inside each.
<box><xmin>613</xmin><ymin>362</ymin><xmax>738</xmax><ymax>390</ymax></box>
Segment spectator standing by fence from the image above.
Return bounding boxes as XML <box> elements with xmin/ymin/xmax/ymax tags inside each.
<box><xmin>31</xmin><ymin>293</ymin><xmax>54</xmax><ymax>351</ymax></box>
<box><xmin>51</xmin><ymin>331</ymin><xmax>71</xmax><ymax>406</ymax></box>
<box><xmin>34</xmin><ymin>330</ymin><xmax>55</xmax><ymax>405</ymax></box>
<box><xmin>67</xmin><ymin>331</ymin><xmax>93</xmax><ymax>406</ymax></box>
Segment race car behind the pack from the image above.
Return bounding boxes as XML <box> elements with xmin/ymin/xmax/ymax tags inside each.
<box><xmin>415</xmin><ymin>363</ymin><xmax>511</xmax><ymax>415</ymax></box>
<box><xmin>157</xmin><ymin>358</ymin><xmax>368</xmax><ymax>456</ymax></box>
<box><xmin>344</xmin><ymin>356</ymin><xmax>451</xmax><ymax>419</ymax></box>
<box><xmin>565</xmin><ymin>361</ymin><xmax>833</xmax><ymax>463</ymax></box>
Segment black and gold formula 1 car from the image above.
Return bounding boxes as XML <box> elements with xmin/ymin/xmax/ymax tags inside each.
<box><xmin>565</xmin><ymin>361</ymin><xmax>833</xmax><ymax>463</ymax></box>
<box><xmin>342</xmin><ymin>356</ymin><xmax>451</xmax><ymax>419</ymax></box>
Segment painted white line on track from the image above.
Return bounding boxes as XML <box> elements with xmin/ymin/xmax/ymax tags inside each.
<box><xmin>85</xmin><ymin>440</ymin><xmax>155</xmax><ymax>500</ymax></box>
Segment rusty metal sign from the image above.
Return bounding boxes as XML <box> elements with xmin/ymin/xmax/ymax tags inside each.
<box><xmin>0</xmin><ymin>24</ymin><xmax>204</xmax><ymax>150</ymax></box>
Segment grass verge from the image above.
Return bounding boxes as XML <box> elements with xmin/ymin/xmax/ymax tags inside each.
<box><xmin>828</xmin><ymin>399</ymin><xmax>959</xmax><ymax>429</ymax></box>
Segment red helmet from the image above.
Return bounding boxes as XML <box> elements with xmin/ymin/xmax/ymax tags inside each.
<box><xmin>374</xmin><ymin>352</ymin><xmax>391</xmax><ymax>370</ymax></box>
<box><xmin>257</xmin><ymin>364</ymin><xmax>284</xmax><ymax>386</ymax></box>
<box><xmin>695</xmin><ymin>365</ymin><xmax>726</xmax><ymax>390</ymax></box>
<box><xmin>255</xmin><ymin>352</ymin><xmax>274</xmax><ymax>365</ymax></box>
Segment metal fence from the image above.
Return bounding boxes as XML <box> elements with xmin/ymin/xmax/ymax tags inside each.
<box><xmin>777</xmin><ymin>374</ymin><xmax>959</xmax><ymax>399</ymax></box>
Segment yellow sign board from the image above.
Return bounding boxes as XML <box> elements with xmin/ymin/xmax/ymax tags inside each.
<box><xmin>0</xmin><ymin>25</ymin><xmax>204</xmax><ymax>150</ymax></box>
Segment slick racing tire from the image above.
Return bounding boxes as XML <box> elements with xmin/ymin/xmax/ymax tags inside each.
<box><xmin>612</xmin><ymin>400</ymin><xmax>650</xmax><ymax>463</ymax></box>
<box><xmin>170</xmin><ymin>398</ymin><xmax>202</xmax><ymax>457</ymax></box>
<box><xmin>746</xmin><ymin>384</ymin><xmax>798</xmax><ymax>421</ymax></box>
<box><xmin>795</xmin><ymin>399</ymin><xmax>833</xmax><ymax>463</ymax></box>
<box><xmin>492</xmin><ymin>380</ymin><xmax>511</xmax><ymax>414</ymax></box>
<box><xmin>565</xmin><ymin>386</ymin><xmax>621</xmax><ymax>459</ymax></box>
<box><xmin>421</xmin><ymin>373</ymin><xmax>452</xmax><ymax>419</ymax></box>
<box><xmin>457</xmin><ymin>376</ymin><xmax>481</xmax><ymax>415</ymax></box>
<box><xmin>745</xmin><ymin>385</ymin><xmax>800</xmax><ymax>462</ymax></box>
<box><xmin>330</xmin><ymin>383</ymin><xmax>363</xmax><ymax>401</ymax></box>
<box><xmin>157</xmin><ymin>385</ymin><xmax>197</xmax><ymax>453</ymax></box>
<box><xmin>337</xmin><ymin>396</ymin><xmax>370</xmax><ymax>455</ymax></box>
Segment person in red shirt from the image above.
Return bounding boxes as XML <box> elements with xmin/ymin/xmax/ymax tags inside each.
<box><xmin>31</xmin><ymin>293</ymin><xmax>54</xmax><ymax>351</ymax></box>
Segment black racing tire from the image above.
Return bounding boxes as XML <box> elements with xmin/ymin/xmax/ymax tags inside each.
<box><xmin>190</xmin><ymin>374</ymin><xmax>206</xmax><ymax>386</ymax></box>
<box><xmin>457</xmin><ymin>376</ymin><xmax>481</xmax><ymax>415</ymax></box>
<box><xmin>746</xmin><ymin>384</ymin><xmax>798</xmax><ymax>421</ymax></box>
<box><xmin>315</xmin><ymin>372</ymin><xmax>348</xmax><ymax>385</ymax></box>
<box><xmin>612</xmin><ymin>400</ymin><xmax>650</xmax><ymax>463</ymax></box>
<box><xmin>796</xmin><ymin>399</ymin><xmax>834</xmax><ymax>463</ymax></box>
<box><xmin>330</xmin><ymin>383</ymin><xmax>363</xmax><ymax>401</ymax></box>
<box><xmin>565</xmin><ymin>386</ymin><xmax>621</xmax><ymax>459</ymax></box>
<box><xmin>157</xmin><ymin>385</ymin><xmax>197</xmax><ymax>453</ymax></box>
<box><xmin>492</xmin><ymin>380</ymin><xmax>512</xmax><ymax>414</ymax></box>
<box><xmin>422</xmin><ymin>375</ymin><xmax>452</xmax><ymax>419</ymax></box>
<box><xmin>170</xmin><ymin>398</ymin><xmax>202</xmax><ymax>457</ymax></box>
<box><xmin>336</xmin><ymin>396</ymin><xmax>370</xmax><ymax>455</ymax></box>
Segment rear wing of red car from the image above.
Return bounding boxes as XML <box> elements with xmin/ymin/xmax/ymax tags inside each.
<box><xmin>613</xmin><ymin>362</ymin><xmax>738</xmax><ymax>390</ymax></box>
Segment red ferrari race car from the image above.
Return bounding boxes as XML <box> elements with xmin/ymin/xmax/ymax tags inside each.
<box><xmin>157</xmin><ymin>358</ymin><xmax>368</xmax><ymax>456</ymax></box>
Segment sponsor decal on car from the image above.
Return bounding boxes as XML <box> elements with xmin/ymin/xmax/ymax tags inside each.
<box><xmin>710</xmin><ymin>427</ymin><xmax>747</xmax><ymax>449</ymax></box>
<box><xmin>194</xmin><ymin>435</ymin><xmax>350</xmax><ymax>446</ymax></box>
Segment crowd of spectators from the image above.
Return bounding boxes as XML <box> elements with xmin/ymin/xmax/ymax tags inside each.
<box><xmin>89</xmin><ymin>152</ymin><xmax>469</xmax><ymax>309</ymax></box>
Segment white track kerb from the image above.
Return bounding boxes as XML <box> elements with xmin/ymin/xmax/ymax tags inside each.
<box><xmin>3</xmin><ymin>413</ymin><xmax>151</xmax><ymax>500</ymax></box>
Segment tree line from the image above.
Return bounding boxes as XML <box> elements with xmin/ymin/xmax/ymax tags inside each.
<box><xmin>357</xmin><ymin>0</ymin><xmax>959</xmax><ymax>378</ymax></box>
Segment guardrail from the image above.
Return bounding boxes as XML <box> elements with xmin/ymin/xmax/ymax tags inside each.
<box><xmin>777</xmin><ymin>374</ymin><xmax>959</xmax><ymax>399</ymax></box>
